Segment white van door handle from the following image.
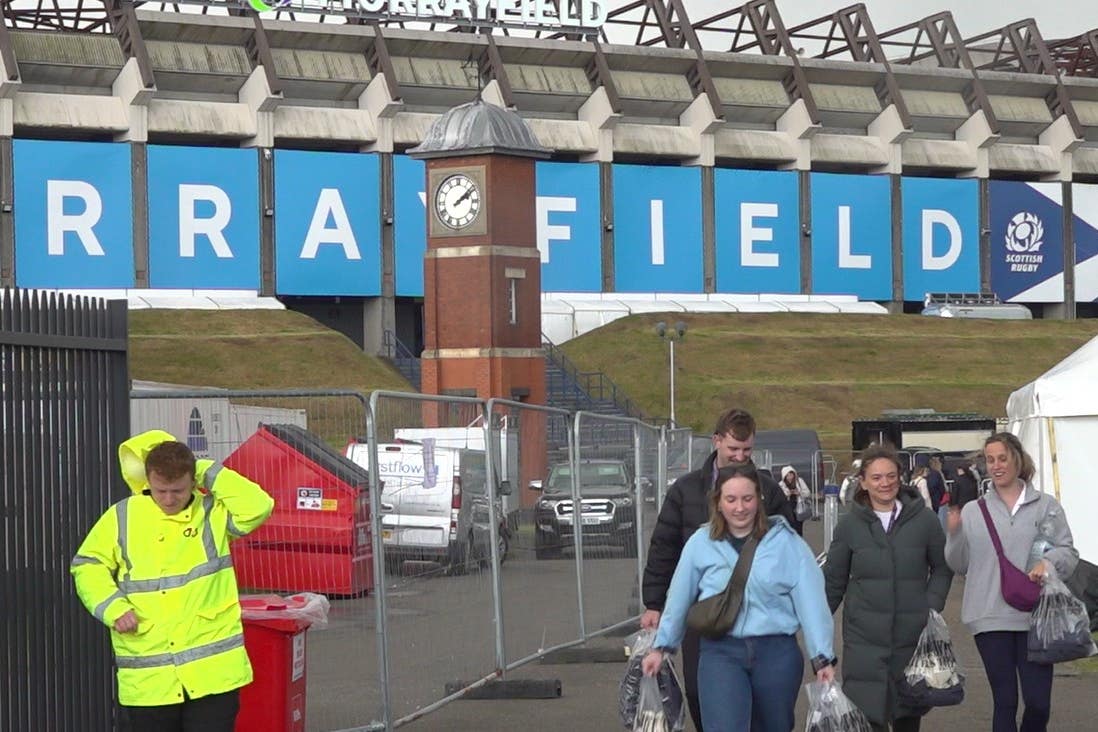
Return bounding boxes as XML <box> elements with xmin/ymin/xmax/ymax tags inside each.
<box><xmin>381</xmin><ymin>502</ymin><xmax>395</xmax><ymax>512</ymax></box>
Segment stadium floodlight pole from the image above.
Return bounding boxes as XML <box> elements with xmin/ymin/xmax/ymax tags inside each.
<box><xmin>655</xmin><ymin>321</ymin><xmax>688</xmax><ymax>427</ymax></box>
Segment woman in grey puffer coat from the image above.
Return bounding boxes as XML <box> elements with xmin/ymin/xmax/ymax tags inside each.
<box><xmin>824</xmin><ymin>446</ymin><xmax>954</xmax><ymax>731</ymax></box>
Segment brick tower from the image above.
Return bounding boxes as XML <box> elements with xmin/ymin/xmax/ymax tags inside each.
<box><xmin>409</xmin><ymin>101</ymin><xmax>550</xmax><ymax>505</ymax></box>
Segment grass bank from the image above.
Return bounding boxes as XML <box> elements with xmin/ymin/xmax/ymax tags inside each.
<box><xmin>128</xmin><ymin>309</ymin><xmax>412</xmax><ymax>394</ymax></box>
<box><xmin>558</xmin><ymin>313</ymin><xmax>1098</xmax><ymax>452</ymax></box>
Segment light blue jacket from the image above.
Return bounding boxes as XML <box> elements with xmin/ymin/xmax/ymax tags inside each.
<box><xmin>653</xmin><ymin>517</ymin><xmax>834</xmax><ymax>661</ymax></box>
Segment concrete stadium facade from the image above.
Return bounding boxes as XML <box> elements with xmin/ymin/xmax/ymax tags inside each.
<box><xmin>1</xmin><ymin>3</ymin><xmax>1097</xmax><ymax>354</ymax></box>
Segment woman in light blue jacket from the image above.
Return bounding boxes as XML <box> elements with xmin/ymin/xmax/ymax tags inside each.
<box><xmin>642</xmin><ymin>463</ymin><xmax>835</xmax><ymax>732</ymax></box>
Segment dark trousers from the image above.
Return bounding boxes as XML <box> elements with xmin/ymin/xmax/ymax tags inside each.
<box><xmin>682</xmin><ymin>628</ymin><xmax>703</xmax><ymax>730</ymax></box>
<box><xmin>121</xmin><ymin>689</ymin><xmax>240</xmax><ymax>732</ymax></box>
<box><xmin>870</xmin><ymin>717</ymin><xmax>921</xmax><ymax>732</ymax></box>
<box><xmin>974</xmin><ymin>631</ymin><xmax>1053</xmax><ymax>732</ymax></box>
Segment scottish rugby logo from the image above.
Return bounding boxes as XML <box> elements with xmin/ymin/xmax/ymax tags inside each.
<box><xmin>1005</xmin><ymin>211</ymin><xmax>1044</xmax><ymax>253</ymax></box>
<box><xmin>1004</xmin><ymin>211</ymin><xmax>1045</xmax><ymax>272</ymax></box>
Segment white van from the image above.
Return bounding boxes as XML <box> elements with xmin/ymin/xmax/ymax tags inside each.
<box><xmin>345</xmin><ymin>438</ymin><xmax>510</xmax><ymax>573</ymax></box>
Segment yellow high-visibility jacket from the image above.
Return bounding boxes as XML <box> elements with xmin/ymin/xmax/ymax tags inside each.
<box><xmin>71</xmin><ymin>430</ymin><xmax>274</xmax><ymax>706</ymax></box>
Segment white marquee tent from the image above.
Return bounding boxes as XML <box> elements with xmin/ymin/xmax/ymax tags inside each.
<box><xmin>1006</xmin><ymin>334</ymin><xmax>1098</xmax><ymax>564</ymax></box>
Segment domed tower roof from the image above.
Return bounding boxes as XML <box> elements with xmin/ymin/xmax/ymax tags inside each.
<box><xmin>408</xmin><ymin>100</ymin><xmax>551</xmax><ymax>159</ymax></box>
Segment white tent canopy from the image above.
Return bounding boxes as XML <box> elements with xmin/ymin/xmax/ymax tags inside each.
<box><xmin>1006</xmin><ymin>333</ymin><xmax>1098</xmax><ymax>564</ymax></box>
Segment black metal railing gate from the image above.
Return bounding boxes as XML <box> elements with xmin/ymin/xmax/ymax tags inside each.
<box><xmin>1</xmin><ymin>288</ymin><xmax>129</xmax><ymax>732</ymax></box>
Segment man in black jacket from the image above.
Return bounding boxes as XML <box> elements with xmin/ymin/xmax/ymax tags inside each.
<box><xmin>640</xmin><ymin>407</ymin><xmax>795</xmax><ymax>731</ymax></box>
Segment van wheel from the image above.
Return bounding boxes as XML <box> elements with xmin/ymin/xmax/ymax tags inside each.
<box><xmin>497</xmin><ymin>532</ymin><xmax>510</xmax><ymax>565</ymax></box>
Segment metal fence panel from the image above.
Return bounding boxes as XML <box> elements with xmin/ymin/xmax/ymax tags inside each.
<box><xmin>367</xmin><ymin>392</ymin><xmax>498</xmax><ymax>727</ymax></box>
<box><xmin>574</xmin><ymin>412</ymin><xmax>645</xmax><ymax>637</ymax></box>
<box><xmin>2</xmin><ymin>289</ymin><xmax>127</xmax><ymax>732</ymax></box>
<box><xmin>131</xmin><ymin>390</ymin><xmax>383</xmax><ymax>732</ymax></box>
<box><xmin>488</xmin><ymin>400</ymin><xmax>583</xmax><ymax>670</ymax></box>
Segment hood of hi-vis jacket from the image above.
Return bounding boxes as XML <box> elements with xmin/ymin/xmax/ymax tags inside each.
<box><xmin>119</xmin><ymin>429</ymin><xmax>179</xmax><ymax>495</ymax></box>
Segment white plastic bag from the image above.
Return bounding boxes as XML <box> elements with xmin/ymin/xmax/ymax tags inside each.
<box><xmin>804</xmin><ymin>680</ymin><xmax>872</xmax><ymax>732</ymax></box>
<box><xmin>795</xmin><ymin>493</ymin><xmax>813</xmax><ymax>521</ymax></box>
<box><xmin>634</xmin><ymin>675</ymin><xmax>671</xmax><ymax>732</ymax></box>
<box><xmin>619</xmin><ymin>629</ymin><xmax>685</xmax><ymax>731</ymax></box>
<box><xmin>238</xmin><ymin>592</ymin><xmax>331</xmax><ymax>629</ymax></box>
<box><xmin>1028</xmin><ymin>571</ymin><xmax>1098</xmax><ymax>664</ymax></box>
<box><xmin>899</xmin><ymin>610</ymin><xmax>964</xmax><ymax>707</ymax></box>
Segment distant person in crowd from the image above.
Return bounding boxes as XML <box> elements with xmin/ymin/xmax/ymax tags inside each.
<box><xmin>926</xmin><ymin>456</ymin><xmax>949</xmax><ymax>527</ymax></box>
<box><xmin>840</xmin><ymin>459</ymin><xmax>863</xmax><ymax>506</ymax></box>
<box><xmin>824</xmin><ymin>446</ymin><xmax>953</xmax><ymax>732</ymax></box>
<box><xmin>946</xmin><ymin>433</ymin><xmax>1078</xmax><ymax>732</ymax></box>
<box><xmin>642</xmin><ymin>463</ymin><xmax>835</xmax><ymax>732</ymax></box>
<box><xmin>949</xmin><ymin>461</ymin><xmax>980</xmax><ymax>510</ymax></box>
<box><xmin>71</xmin><ymin>431</ymin><xmax>274</xmax><ymax>732</ymax></box>
<box><xmin>909</xmin><ymin>465</ymin><xmax>933</xmax><ymax>509</ymax></box>
<box><xmin>779</xmin><ymin>465</ymin><xmax>809</xmax><ymax>535</ymax></box>
<box><xmin>640</xmin><ymin>407</ymin><xmax>797</xmax><ymax>731</ymax></box>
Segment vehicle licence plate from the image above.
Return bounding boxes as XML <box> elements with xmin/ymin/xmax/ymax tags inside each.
<box><xmin>581</xmin><ymin>517</ymin><xmax>602</xmax><ymax>525</ymax></box>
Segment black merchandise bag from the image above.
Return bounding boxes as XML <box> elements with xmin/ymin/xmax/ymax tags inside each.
<box><xmin>619</xmin><ymin>629</ymin><xmax>685</xmax><ymax>731</ymax></box>
<box><xmin>1028</xmin><ymin>571</ymin><xmax>1098</xmax><ymax>664</ymax></box>
<box><xmin>898</xmin><ymin>610</ymin><xmax>965</xmax><ymax>708</ymax></box>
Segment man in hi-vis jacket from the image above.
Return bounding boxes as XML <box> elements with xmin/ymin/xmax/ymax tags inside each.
<box><xmin>71</xmin><ymin>430</ymin><xmax>273</xmax><ymax>732</ymax></box>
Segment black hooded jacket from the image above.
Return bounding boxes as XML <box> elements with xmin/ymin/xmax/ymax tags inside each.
<box><xmin>641</xmin><ymin>450</ymin><xmax>796</xmax><ymax>611</ymax></box>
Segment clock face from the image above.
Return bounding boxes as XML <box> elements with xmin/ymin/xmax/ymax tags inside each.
<box><xmin>434</xmin><ymin>173</ymin><xmax>482</xmax><ymax>230</ymax></box>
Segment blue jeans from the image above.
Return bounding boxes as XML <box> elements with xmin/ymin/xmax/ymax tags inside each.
<box><xmin>697</xmin><ymin>634</ymin><xmax>803</xmax><ymax>732</ymax></box>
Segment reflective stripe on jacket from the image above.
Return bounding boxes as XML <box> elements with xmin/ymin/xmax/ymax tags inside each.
<box><xmin>70</xmin><ymin>430</ymin><xmax>274</xmax><ymax>706</ymax></box>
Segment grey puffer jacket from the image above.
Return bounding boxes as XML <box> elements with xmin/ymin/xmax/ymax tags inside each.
<box><xmin>823</xmin><ymin>492</ymin><xmax>953</xmax><ymax>725</ymax></box>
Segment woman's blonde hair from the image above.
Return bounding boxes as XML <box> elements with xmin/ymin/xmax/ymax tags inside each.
<box><xmin>708</xmin><ymin>464</ymin><xmax>770</xmax><ymax>541</ymax></box>
<box><xmin>984</xmin><ymin>432</ymin><xmax>1036</xmax><ymax>482</ymax></box>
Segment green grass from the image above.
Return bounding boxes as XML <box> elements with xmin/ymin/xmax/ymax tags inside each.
<box><xmin>127</xmin><ymin>308</ymin><xmax>1098</xmax><ymax>456</ymax></box>
<box><xmin>129</xmin><ymin>309</ymin><xmax>413</xmax><ymax>393</ymax></box>
<box><xmin>558</xmin><ymin>312</ymin><xmax>1098</xmax><ymax>453</ymax></box>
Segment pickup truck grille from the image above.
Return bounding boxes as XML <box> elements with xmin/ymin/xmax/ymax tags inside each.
<box><xmin>556</xmin><ymin>499</ymin><xmax>614</xmax><ymax>516</ymax></box>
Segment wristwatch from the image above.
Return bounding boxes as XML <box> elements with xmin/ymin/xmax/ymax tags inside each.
<box><xmin>811</xmin><ymin>654</ymin><xmax>838</xmax><ymax>673</ymax></box>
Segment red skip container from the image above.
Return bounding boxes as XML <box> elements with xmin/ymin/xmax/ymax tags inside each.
<box><xmin>225</xmin><ymin>424</ymin><xmax>374</xmax><ymax>596</ymax></box>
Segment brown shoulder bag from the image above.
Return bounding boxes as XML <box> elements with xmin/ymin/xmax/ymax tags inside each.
<box><xmin>685</xmin><ymin>534</ymin><xmax>760</xmax><ymax>639</ymax></box>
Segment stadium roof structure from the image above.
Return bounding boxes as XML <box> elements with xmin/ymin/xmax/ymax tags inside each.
<box><xmin>0</xmin><ymin>0</ymin><xmax>1094</xmax><ymax>177</ymax></box>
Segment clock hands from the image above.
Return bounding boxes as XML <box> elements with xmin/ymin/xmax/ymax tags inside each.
<box><xmin>454</xmin><ymin>187</ymin><xmax>474</xmax><ymax>206</ymax></box>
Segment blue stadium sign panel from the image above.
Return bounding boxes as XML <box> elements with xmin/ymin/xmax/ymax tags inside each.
<box><xmin>9</xmin><ymin>139</ymin><xmax>1098</xmax><ymax>303</ymax></box>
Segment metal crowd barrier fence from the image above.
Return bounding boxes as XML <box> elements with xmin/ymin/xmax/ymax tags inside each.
<box><xmin>129</xmin><ymin>390</ymin><xmax>686</xmax><ymax>732</ymax></box>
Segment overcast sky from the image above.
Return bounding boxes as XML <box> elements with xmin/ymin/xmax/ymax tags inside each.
<box><xmin>684</xmin><ymin>0</ymin><xmax>1089</xmax><ymax>43</ymax></box>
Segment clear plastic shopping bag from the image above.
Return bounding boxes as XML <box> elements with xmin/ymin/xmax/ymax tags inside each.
<box><xmin>898</xmin><ymin>609</ymin><xmax>964</xmax><ymax>707</ymax></box>
<box><xmin>1028</xmin><ymin>570</ymin><xmax>1098</xmax><ymax>664</ymax></box>
<box><xmin>795</xmin><ymin>493</ymin><xmax>813</xmax><ymax>522</ymax></box>
<box><xmin>619</xmin><ymin>629</ymin><xmax>685</xmax><ymax>731</ymax></box>
<box><xmin>804</xmin><ymin>680</ymin><xmax>872</xmax><ymax>732</ymax></box>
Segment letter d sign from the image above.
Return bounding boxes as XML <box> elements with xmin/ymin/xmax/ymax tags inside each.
<box><xmin>922</xmin><ymin>209</ymin><xmax>962</xmax><ymax>271</ymax></box>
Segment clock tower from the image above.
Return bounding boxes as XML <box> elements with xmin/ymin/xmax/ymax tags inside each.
<box><xmin>409</xmin><ymin>101</ymin><xmax>551</xmax><ymax>505</ymax></box>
